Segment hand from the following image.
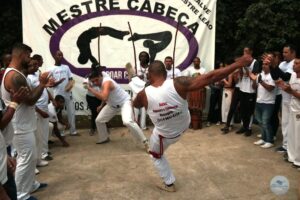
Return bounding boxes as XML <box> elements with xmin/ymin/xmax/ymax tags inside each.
<box><xmin>39</xmin><ymin>111</ymin><xmax>49</xmax><ymax>118</ymax></box>
<box><xmin>257</xmin><ymin>74</ymin><xmax>262</xmax><ymax>83</ymax></box>
<box><xmin>64</xmin><ymin>122</ymin><xmax>70</xmax><ymax>130</ymax></box>
<box><xmin>45</xmin><ymin>78</ymin><xmax>55</xmax><ymax>87</ymax></box>
<box><xmin>0</xmin><ymin>189</ymin><xmax>10</xmax><ymax>200</ymax></box>
<box><xmin>235</xmin><ymin>55</ymin><xmax>253</xmax><ymax>68</ymax></box>
<box><xmin>261</xmin><ymin>53</ymin><xmax>275</xmax><ymax>68</ymax></box>
<box><xmin>10</xmin><ymin>86</ymin><xmax>29</xmax><ymax>103</ymax></box>
<box><xmin>7</xmin><ymin>156</ymin><xmax>16</xmax><ymax>173</ymax></box>
<box><xmin>96</xmin><ymin>106</ymin><xmax>103</xmax><ymax>113</ymax></box>
<box><xmin>248</xmin><ymin>72</ymin><xmax>257</xmax><ymax>81</ymax></box>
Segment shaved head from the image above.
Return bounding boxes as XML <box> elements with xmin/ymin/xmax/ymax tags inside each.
<box><xmin>148</xmin><ymin>60</ymin><xmax>167</xmax><ymax>78</ymax></box>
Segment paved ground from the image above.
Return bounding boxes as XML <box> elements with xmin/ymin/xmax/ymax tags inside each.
<box><xmin>34</xmin><ymin>124</ymin><xmax>299</xmax><ymax>200</ymax></box>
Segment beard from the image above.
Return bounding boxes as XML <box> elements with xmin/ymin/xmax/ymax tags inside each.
<box><xmin>21</xmin><ymin>60</ymin><xmax>30</xmax><ymax>69</ymax></box>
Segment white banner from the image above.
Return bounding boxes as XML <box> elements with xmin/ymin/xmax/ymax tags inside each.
<box><xmin>22</xmin><ymin>0</ymin><xmax>216</xmax><ymax>115</ymax></box>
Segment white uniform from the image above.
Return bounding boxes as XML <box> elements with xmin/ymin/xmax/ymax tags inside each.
<box><xmin>166</xmin><ymin>68</ymin><xmax>181</xmax><ymax>79</ymax></box>
<box><xmin>95</xmin><ymin>76</ymin><xmax>147</xmax><ymax>143</ymax></box>
<box><xmin>287</xmin><ymin>72</ymin><xmax>300</xmax><ymax>165</ymax></box>
<box><xmin>28</xmin><ymin>71</ymin><xmax>50</xmax><ymax>161</ymax></box>
<box><xmin>50</xmin><ymin>64</ymin><xmax>77</xmax><ymax>135</ymax></box>
<box><xmin>134</xmin><ymin>65</ymin><xmax>148</xmax><ymax>129</ymax></box>
<box><xmin>183</xmin><ymin>66</ymin><xmax>206</xmax><ymax>77</ymax></box>
<box><xmin>0</xmin><ymin>100</ymin><xmax>14</xmax><ymax>147</ymax></box>
<box><xmin>48</xmin><ymin>103</ymin><xmax>65</xmax><ymax>136</ymax></box>
<box><xmin>1</xmin><ymin>68</ymin><xmax>39</xmax><ymax>200</ymax></box>
<box><xmin>145</xmin><ymin>79</ymin><xmax>190</xmax><ymax>185</ymax></box>
<box><xmin>0</xmin><ymin>131</ymin><xmax>8</xmax><ymax>186</ymax></box>
<box><xmin>279</xmin><ymin>59</ymin><xmax>294</xmax><ymax>150</ymax></box>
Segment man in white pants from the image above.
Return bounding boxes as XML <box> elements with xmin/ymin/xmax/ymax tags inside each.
<box><xmin>1</xmin><ymin>44</ymin><xmax>51</xmax><ymax>200</ymax></box>
<box><xmin>277</xmin><ymin>56</ymin><xmax>300</xmax><ymax>169</ymax></box>
<box><xmin>27</xmin><ymin>56</ymin><xmax>50</xmax><ymax>167</ymax></box>
<box><xmin>48</xmin><ymin>95</ymin><xmax>69</xmax><ymax>147</ymax></box>
<box><xmin>87</xmin><ymin>68</ymin><xmax>148</xmax><ymax>149</ymax></box>
<box><xmin>50</xmin><ymin>50</ymin><xmax>78</xmax><ymax>136</ymax></box>
<box><xmin>133</xmin><ymin>56</ymin><xmax>252</xmax><ymax>192</ymax></box>
<box><xmin>270</xmin><ymin>44</ymin><xmax>296</xmax><ymax>153</ymax></box>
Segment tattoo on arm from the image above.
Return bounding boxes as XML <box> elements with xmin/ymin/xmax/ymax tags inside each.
<box><xmin>175</xmin><ymin>76</ymin><xmax>194</xmax><ymax>88</ymax></box>
<box><xmin>12</xmin><ymin>73</ymin><xmax>27</xmax><ymax>90</ymax></box>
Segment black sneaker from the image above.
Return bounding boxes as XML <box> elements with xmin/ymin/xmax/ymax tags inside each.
<box><xmin>221</xmin><ymin>127</ymin><xmax>229</xmax><ymax>134</ymax></box>
<box><xmin>48</xmin><ymin>140</ymin><xmax>54</xmax><ymax>144</ymax></box>
<box><xmin>43</xmin><ymin>155</ymin><xmax>53</xmax><ymax>161</ymax></box>
<box><xmin>275</xmin><ymin>146</ymin><xmax>287</xmax><ymax>153</ymax></box>
<box><xmin>244</xmin><ymin>129</ymin><xmax>252</xmax><ymax>137</ymax></box>
<box><xmin>236</xmin><ymin>127</ymin><xmax>246</xmax><ymax>134</ymax></box>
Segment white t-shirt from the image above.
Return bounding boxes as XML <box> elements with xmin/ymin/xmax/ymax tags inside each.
<box><xmin>136</xmin><ymin>65</ymin><xmax>148</xmax><ymax>81</ymax></box>
<box><xmin>279</xmin><ymin>60</ymin><xmax>295</xmax><ymax>102</ymax></box>
<box><xmin>0</xmin><ymin>131</ymin><xmax>7</xmax><ymax>185</ymax></box>
<box><xmin>256</xmin><ymin>72</ymin><xmax>276</xmax><ymax>104</ymax></box>
<box><xmin>183</xmin><ymin>66</ymin><xmax>206</xmax><ymax>77</ymax></box>
<box><xmin>27</xmin><ymin>71</ymin><xmax>49</xmax><ymax>111</ymax></box>
<box><xmin>102</xmin><ymin>76</ymin><xmax>130</xmax><ymax>107</ymax></box>
<box><xmin>239</xmin><ymin>59</ymin><xmax>257</xmax><ymax>94</ymax></box>
<box><xmin>289</xmin><ymin>72</ymin><xmax>300</xmax><ymax>112</ymax></box>
<box><xmin>145</xmin><ymin>79</ymin><xmax>190</xmax><ymax>138</ymax></box>
<box><xmin>48</xmin><ymin>103</ymin><xmax>59</xmax><ymax>123</ymax></box>
<box><xmin>166</xmin><ymin>68</ymin><xmax>181</xmax><ymax>79</ymax></box>
<box><xmin>50</xmin><ymin>64</ymin><xmax>73</xmax><ymax>99</ymax></box>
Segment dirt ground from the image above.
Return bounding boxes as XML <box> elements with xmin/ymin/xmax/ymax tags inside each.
<box><xmin>33</xmin><ymin>124</ymin><xmax>299</xmax><ymax>200</ymax></box>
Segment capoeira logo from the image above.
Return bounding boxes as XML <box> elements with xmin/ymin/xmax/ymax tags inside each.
<box><xmin>76</xmin><ymin>26</ymin><xmax>172</xmax><ymax>66</ymax></box>
<box><xmin>48</xmin><ymin>10</ymin><xmax>199</xmax><ymax>80</ymax></box>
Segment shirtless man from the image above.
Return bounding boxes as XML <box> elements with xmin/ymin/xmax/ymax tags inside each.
<box><xmin>133</xmin><ymin>55</ymin><xmax>252</xmax><ymax>192</ymax></box>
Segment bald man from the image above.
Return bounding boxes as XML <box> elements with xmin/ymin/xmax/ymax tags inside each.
<box><xmin>133</xmin><ymin>55</ymin><xmax>252</xmax><ymax>192</ymax></box>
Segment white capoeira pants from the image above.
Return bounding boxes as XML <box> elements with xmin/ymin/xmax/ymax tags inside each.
<box><xmin>13</xmin><ymin>132</ymin><xmax>37</xmax><ymax>200</ymax></box>
<box><xmin>49</xmin><ymin>122</ymin><xmax>65</xmax><ymax>136</ymax></box>
<box><xmin>287</xmin><ymin>111</ymin><xmax>300</xmax><ymax>165</ymax></box>
<box><xmin>36</xmin><ymin>114</ymin><xmax>50</xmax><ymax>159</ymax></box>
<box><xmin>221</xmin><ymin>88</ymin><xmax>233</xmax><ymax>123</ymax></box>
<box><xmin>64</xmin><ymin>97</ymin><xmax>77</xmax><ymax>134</ymax></box>
<box><xmin>134</xmin><ymin>107</ymin><xmax>147</xmax><ymax>130</ymax></box>
<box><xmin>95</xmin><ymin>100</ymin><xmax>147</xmax><ymax>143</ymax></box>
<box><xmin>149</xmin><ymin>129</ymin><xmax>182</xmax><ymax>185</ymax></box>
<box><xmin>281</xmin><ymin>101</ymin><xmax>291</xmax><ymax>150</ymax></box>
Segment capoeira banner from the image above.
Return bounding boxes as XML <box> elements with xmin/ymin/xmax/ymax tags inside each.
<box><xmin>22</xmin><ymin>0</ymin><xmax>216</xmax><ymax>115</ymax></box>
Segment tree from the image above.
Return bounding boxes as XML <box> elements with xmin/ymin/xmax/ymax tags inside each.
<box><xmin>235</xmin><ymin>0</ymin><xmax>300</xmax><ymax>57</ymax></box>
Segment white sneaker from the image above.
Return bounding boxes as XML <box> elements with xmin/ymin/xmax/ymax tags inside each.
<box><xmin>35</xmin><ymin>168</ymin><xmax>40</xmax><ymax>175</ymax></box>
<box><xmin>257</xmin><ymin>134</ymin><xmax>262</xmax><ymax>138</ymax></box>
<box><xmin>254</xmin><ymin>139</ymin><xmax>265</xmax><ymax>145</ymax></box>
<box><xmin>261</xmin><ymin>143</ymin><xmax>274</xmax><ymax>149</ymax></box>
<box><xmin>37</xmin><ymin>160</ymin><xmax>48</xmax><ymax>167</ymax></box>
<box><xmin>216</xmin><ymin>121</ymin><xmax>221</xmax><ymax>126</ymax></box>
<box><xmin>206</xmin><ymin>122</ymin><xmax>211</xmax><ymax>127</ymax></box>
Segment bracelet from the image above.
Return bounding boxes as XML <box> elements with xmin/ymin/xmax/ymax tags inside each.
<box><xmin>8</xmin><ymin>102</ymin><xmax>19</xmax><ymax>110</ymax></box>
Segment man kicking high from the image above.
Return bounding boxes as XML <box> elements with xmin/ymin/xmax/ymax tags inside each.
<box><xmin>87</xmin><ymin>68</ymin><xmax>149</xmax><ymax>150</ymax></box>
<box><xmin>132</xmin><ymin>55</ymin><xmax>252</xmax><ymax>192</ymax></box>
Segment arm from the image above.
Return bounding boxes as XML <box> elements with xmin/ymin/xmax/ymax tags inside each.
<box><xmin>260</xmin><ymin>80</ymin><xmax>275</xmax><ymax>92</ymax></box>
<box><xmin>57</xmin><ymin>110</ymin><xmax>68</xmax><ymax>127</ymax></box>
<box><xmin>35</xmin><ymin>107</ymin><xmax>49</xmax><ymax>118</ymax></box>
<box><xmin>88</xmin><ymin>81</ymin><xmax>112</xmax><ymax>101</ymax></box>
<box><xmin>6</xmin><ymin>71</ymin><xmax>50</xmax><ymax>106</ymax></box>
<box><xmin>51</xmin><ymin>78</ymin><xmax>65</xmax><ymax>87</ymax></box>
<box><xmin>270</xmin><ymin>67</ymin><xmax>291</xmax><ymax>81</ymax></box>
<box><xmin>223</xmin><ymin>74</ymin><xmax>233</xmax><ymax>87</ymax></box>
<box><xmin>132</xmin><ymin>89</ymin><xmax>147</xmax><ymax>109</ymax></box>
<box><xmin>0</xmin><ymin>185</ymin><xmax>10</xmax><ymax>200</ymax></box>
<box><xmin>0</xmin><ymin>87</ymin><xmax>28</xmax><ymax>129</ymax></box>
<box><xmin>174</xmin><ymin>56</ymin><xmax>252</xmax><ymax>99</ymax></box>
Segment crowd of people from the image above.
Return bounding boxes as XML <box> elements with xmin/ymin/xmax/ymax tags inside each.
<box><xmin>0</xmin><ymin>42</ymin><xmax>299</xmax><ymax>199</ymax></box>
<box><xmin>206</xmin><ymin>45</ymin><xmax>300</xmax><ymax>168</ymax></box>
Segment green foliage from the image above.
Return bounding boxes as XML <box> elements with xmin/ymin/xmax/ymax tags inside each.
<box><xmin>235</xmin><ymin>0</ymin><xmax>300</xmax><ymax>57</ymax></box>
<box><xmin>0</xmin><ymin>0</ymin><xmax>22</xmax><ymax>56</ymax></box>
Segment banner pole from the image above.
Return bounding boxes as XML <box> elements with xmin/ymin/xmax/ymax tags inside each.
<box><xmin>98</xmin><ymin>23</ymin><xmax>102</xmax><ymax>66</ymax></box>
<box><xmin>173</xmin><ymin>22</ymin><xmax>180</xmax><ymax>79</ymax></box>
<box><xmin>128</xmin><ymin>22</ymin><xmax>137</xmax><ymax>74</ymax></box>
